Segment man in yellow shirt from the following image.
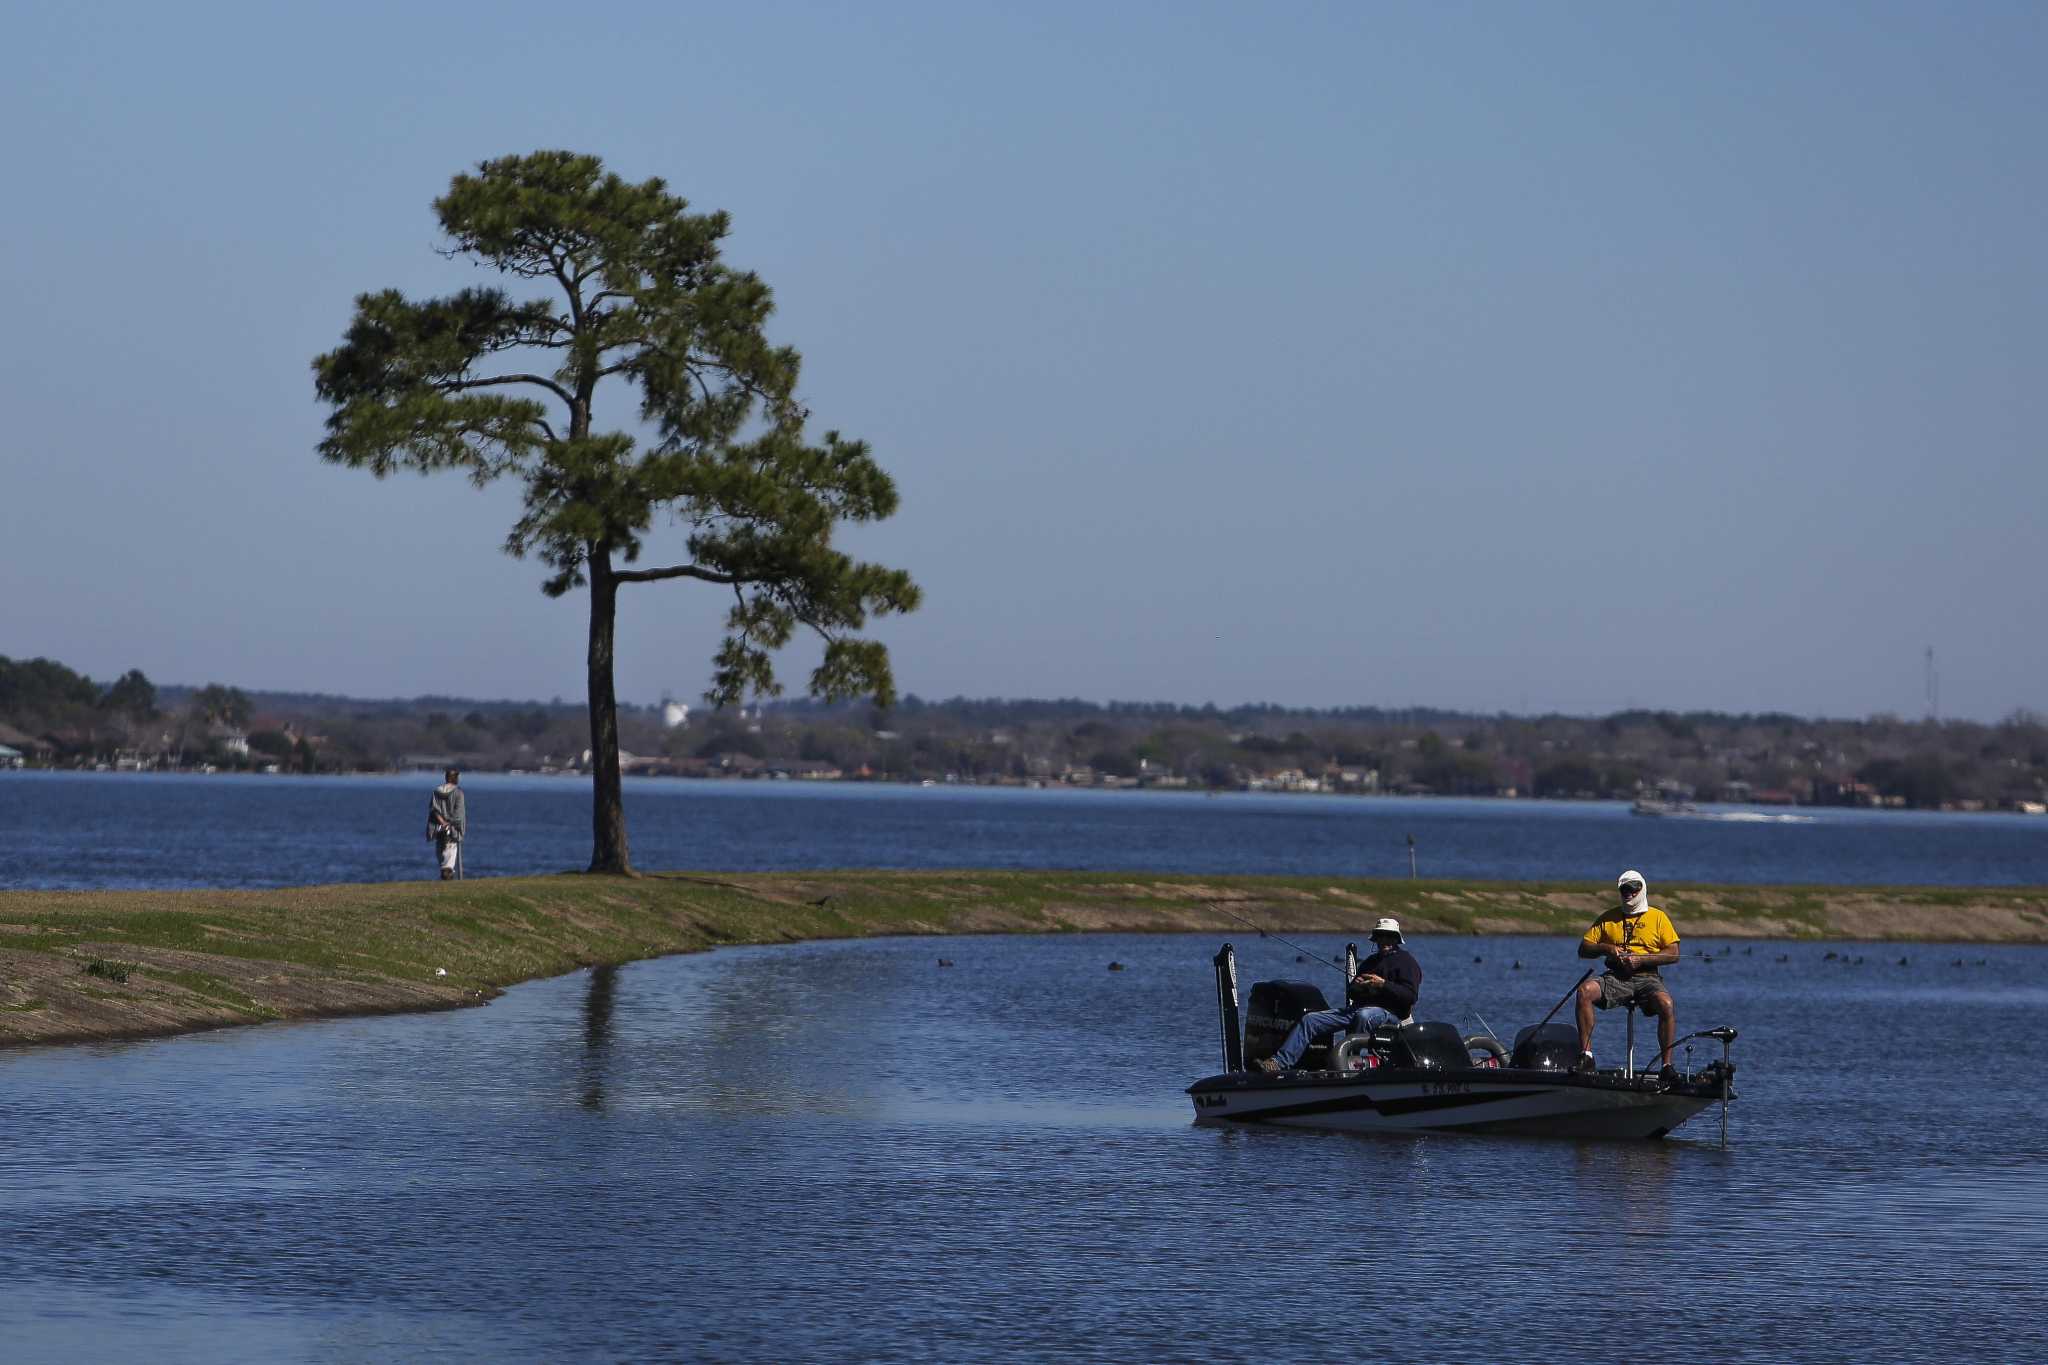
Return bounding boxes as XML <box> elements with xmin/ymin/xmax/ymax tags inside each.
<box><xmin>1574</xmin><ymin>869</ymin><xmax>1680</xmax><ymax>1076</ymax></box>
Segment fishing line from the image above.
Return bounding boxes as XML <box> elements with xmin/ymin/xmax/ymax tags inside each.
<box><xmin>1210</xmin><ymin>903</ymin><xmax>1349</xmax><ymax>975</ymax></box>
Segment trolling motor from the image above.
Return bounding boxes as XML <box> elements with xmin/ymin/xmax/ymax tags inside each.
<box><xmin>1673</xmin><ymin>1026</ymin><xmax>1740</xmax><ymax>1148</ymax></box>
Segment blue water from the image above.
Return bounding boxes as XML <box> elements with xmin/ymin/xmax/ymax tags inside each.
<box><xmin>5</xmin><ymin>772</ymin><xmax>2047</xmax><ymax>1359</ymax></box>
<box><xmin>3</xmin><ymin>770</ymin><xmax>2047</xmax><ymax>890</ymax></box>
<box><xmin>2</xmin><ymin>932</ymin><xmax>2045</xmax><ymax>1362</ymax></box>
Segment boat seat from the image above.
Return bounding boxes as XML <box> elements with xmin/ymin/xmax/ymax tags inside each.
<box><xmin>1342</xmin><ymin>1016</ymin><xmax>1414</xmax><ymax>1045</ymax></box>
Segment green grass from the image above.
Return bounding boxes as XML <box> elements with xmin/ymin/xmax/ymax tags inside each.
<box><xmin>3</xmin><ymin>871</ymin><xmax>2044</xmax><ymax>1049</ymax></box>
<box><xmin>147</xmin><ymin>969</ymin><xmax>275</xmax><ymax>1019</ymax></box>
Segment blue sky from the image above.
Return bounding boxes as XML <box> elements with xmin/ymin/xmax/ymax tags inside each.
<box><xmin>3</xmin><ymin>1</ymin><xmax>2042</xmax><ymax>720</ymax></box>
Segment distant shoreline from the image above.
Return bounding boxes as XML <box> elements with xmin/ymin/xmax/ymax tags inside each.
<box><xmin>3</xmin><ymin>872</ymin><xmax>2045</xmax><ymax>1053</ymax></box>
<box><xmin>7</xmin><ymin>766</ymin><xmax>2047</xmax><ymax>820</ymax></box>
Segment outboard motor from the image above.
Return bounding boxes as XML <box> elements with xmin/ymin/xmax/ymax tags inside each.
<box><xmin>1243</xmin><ymin>980</ymin><xmax>1331</xmax><ymax>1067</ymax></box>
<box><xmin>1512</xmin><ymin>1022</ymin><xmax>1581</xmax><ymax>1071</ymax></box>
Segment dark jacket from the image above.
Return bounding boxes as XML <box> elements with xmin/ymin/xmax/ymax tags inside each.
<box><xmin>1348</xmin><ymin>945</ymin><xmax>1422</xmax><ymax>1019</ymax></box>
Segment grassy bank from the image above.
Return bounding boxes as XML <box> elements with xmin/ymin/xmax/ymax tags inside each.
<box><xmin>3</xmin><ymin>871</ymin><xmax>2046</xmax><ymax>1049</ymax></box>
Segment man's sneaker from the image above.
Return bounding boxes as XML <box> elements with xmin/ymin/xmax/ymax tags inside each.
<box><xmin>1572</xmin><ymin>1052</ymin><xmax>1596</xmax><ymax>1075</ymax></box>
<box><xmin>1658</xmin><ymin>1065</ymin><xmax>1682</xmax><ymax>1088</ymax></box>
<box><xmin>1250</xmin><ymin>1057</ymin><xmax>1283</xmax><ymax>1075</ymax></box>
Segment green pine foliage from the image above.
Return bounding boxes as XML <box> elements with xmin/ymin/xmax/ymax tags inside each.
<box><xmin>312</xmin><ymin>151</ymin><xmax>921</xmax><ymax>872</ymax></box>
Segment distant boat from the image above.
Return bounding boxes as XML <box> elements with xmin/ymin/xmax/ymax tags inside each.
<box><xmin>1631</xmin><ymin>796</ymin><xmax>1699</xmax><ymax>818</ymax></box>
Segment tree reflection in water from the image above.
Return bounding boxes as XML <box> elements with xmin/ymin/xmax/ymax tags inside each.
<box><xmin>580</xmin><ymin>964</ymin><xmax>618</xmax><ymax>1111</ymax></box>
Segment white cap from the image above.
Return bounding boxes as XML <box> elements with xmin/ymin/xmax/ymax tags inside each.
<box><xmin>1371</xmin><ymin>917</ymin><xmax>1403</xmax><ymax>940</ymax></box>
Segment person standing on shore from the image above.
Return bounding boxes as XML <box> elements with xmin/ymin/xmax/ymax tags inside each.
<box><xmin>1574</xmin><ymin>869</ymin><xmax>1680</xmax><ymax>1076</ymax></box>
<box><xmin>427</xmin><ymin>769</ymin><xmax>465</xmax><ymax>880</ymax></box>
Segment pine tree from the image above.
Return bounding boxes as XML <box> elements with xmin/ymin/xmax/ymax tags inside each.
<box><xmin>314</xmin><ymin>152</ymin><xmax>920</xmax><ymax>873</ymax></box>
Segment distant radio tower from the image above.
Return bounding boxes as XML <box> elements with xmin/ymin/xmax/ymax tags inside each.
<box><xmin>1924</xmin><ymin>647</ymin><xmax>1939</xmax><ymax>722</ymax></box>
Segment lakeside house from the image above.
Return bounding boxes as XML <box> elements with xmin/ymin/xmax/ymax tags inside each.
<box><xmin>0</xmin><ymin>721</ymin><xmax>54</xmax><ymax>766</ymax></box>
<box><xmin>1333</xmin><ymin>765</ymin><xmax>1381</xmax><ymax>792</ymax></box>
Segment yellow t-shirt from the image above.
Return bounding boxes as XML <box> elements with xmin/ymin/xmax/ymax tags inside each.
<box><xmin>1581</xmin><ymin>906</ymin><xmax>1680</xmax><ymax>958</ymax></box>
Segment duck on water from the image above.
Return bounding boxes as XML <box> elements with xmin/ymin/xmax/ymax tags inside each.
<box><xmin>1186</xmin><ymin>939</ymin><xmax>1738</xmax><ymax>1143</ymax></box>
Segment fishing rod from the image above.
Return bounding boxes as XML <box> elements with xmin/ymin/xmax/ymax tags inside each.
<box><xmin>1209</xmin><ymin>903</ymin><xmax>1350</xmax><ymax>976</ymax></box>
<box><xmin>1470</xmin><ymin>1009</ymin><xmax>1502</xmax><ymax>1044</ymax></box>
<box><xmin>1534</xmin><ymin>968</ymin><xmax>1596</xmax><ymax>1031</ymax></box>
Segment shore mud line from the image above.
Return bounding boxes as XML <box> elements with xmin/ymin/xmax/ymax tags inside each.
<box><xmin>3</xmin><ymin>872</ymin><xmax>2044</xmax><ymax>1050</ymax></box>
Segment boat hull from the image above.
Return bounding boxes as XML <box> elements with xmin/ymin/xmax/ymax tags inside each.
<box><xmin>1187</xmin><ymin>1067</ymin><xmax>1729</xmax><ymax>1140</ymax></box>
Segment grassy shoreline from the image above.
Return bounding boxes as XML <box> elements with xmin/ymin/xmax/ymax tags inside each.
<box><xmin>3</xmin><ymin>871</ymin><xmax>2045</xmax><ymax>1050</ymax></box>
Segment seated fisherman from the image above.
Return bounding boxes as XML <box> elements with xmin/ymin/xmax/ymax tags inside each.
<box><xmin>1253</xmin><ymin>917</ymin><xmax>1422</xmax><ymax>1074</ymax></box>
<box><xmin>1574</xmin><ymin>868</ymin><xmax>1681</xmax><ymax>1076</ymax></box>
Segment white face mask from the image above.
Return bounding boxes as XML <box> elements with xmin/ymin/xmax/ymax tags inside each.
<box><xmin>1618</xmin><ymin>873</ymin><xmax>1648</xmax><ymax>914</ymax></box>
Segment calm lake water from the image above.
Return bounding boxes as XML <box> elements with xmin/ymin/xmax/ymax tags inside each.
<box><xmin>3</xmin><ymin>931</ymin><xmax>2045</xmax><ymax>1362</ymax></box>
<box><xmin>4</xmin><ymin>770</ymin><xmax>2048</xmax><ymax>890</ymax></box>
<box><xmin>5</xmin><ymin>773</ymin><xmax>2047</xmax><ymax>1360</ymax></box>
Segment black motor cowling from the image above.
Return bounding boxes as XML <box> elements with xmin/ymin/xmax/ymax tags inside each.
<box><xmin>1243</xmin><ymin>980</ymin><xmax>1331</xmax><ymax>1067</ymax></box>
<box><xmin>1512</xmin><ymin>1022</ymin><xmax>1581</xmax><ymax>1070</ymax></box>
<box><xmin>1380</xmin><ymin>1021</ymin><xmax>1474</xmax><ymax>1071</ymax></box>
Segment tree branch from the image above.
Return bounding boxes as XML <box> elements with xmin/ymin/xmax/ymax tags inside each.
<box><xmin>553</xmin><ymin>257</ymin><xmax>585</xmax><ymax>330</ymax></box>
<box><xmin>444</xmin><ymin>373</ymin><xmax>575</xmax><ymax>407</ymax></box>
<box><xmin>612</xmin><ymin>563</ymin><xmax>743</xmax><ymax>585</ymax></box>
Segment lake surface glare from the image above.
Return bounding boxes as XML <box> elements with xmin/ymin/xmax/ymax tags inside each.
<box><xmin>4</xmin><ymin>932</ymin><xmax>2047</xmax><ymax>1363</ymax></box>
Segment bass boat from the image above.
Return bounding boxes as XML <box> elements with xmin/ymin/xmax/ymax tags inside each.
<box><xmin>1187</xmin><ymin>944</ymin><xmax>1738</xmax><ymax>1142</ymax></box>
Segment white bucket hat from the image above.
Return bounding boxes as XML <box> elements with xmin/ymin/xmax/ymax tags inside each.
<box><xmin>1370</xmin><ymin>917</ymin><xmax>1403</xmax><ymax>941</ymax></box>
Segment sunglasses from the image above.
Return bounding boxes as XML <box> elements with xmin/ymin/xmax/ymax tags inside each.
<box><xmin>1618</xmin><ymin>882</ymin><xmax>1644</xmax><ymax>896</ymax></box>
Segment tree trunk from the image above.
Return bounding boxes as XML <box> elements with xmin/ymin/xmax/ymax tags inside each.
<box><xmin>586</xmin><ymin>547</ymin><xmax>633</xmax><ymax>874</ymax></box>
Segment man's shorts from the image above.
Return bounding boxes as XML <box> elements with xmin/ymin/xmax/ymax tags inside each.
<box><xmin>1594</xmin><ymin>972</ymin><xmax>1669</xmax><ymax>1011</ymax></box>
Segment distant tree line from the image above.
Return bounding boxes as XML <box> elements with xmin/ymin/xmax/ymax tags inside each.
<box><xmin>4</xmin><ymin>656</ymin><xmax>2044</xmax><ymax>810</ymax></box>
<box><xmin>729</xmin><ymin>696</ymin><xmax>2046</xmax><ymax>810</ymax></box>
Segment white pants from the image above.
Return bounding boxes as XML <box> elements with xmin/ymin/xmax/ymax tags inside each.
<box><xmin>438</xmin><ymin>839</ymin><xmax>460</xmax><ymax>874</ymax></box>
